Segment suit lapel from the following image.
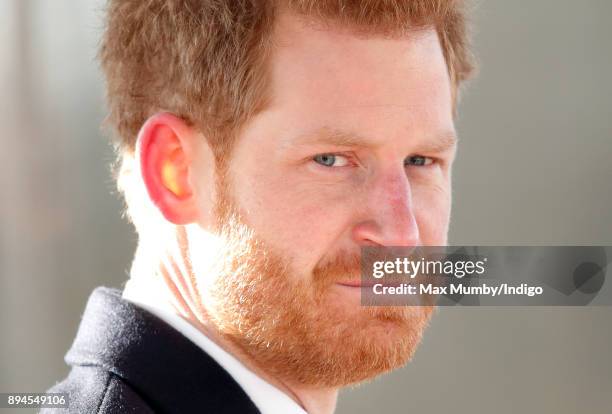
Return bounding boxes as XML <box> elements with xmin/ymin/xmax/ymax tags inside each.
<box><xmin>65</xmin><ymin>287</ymin><xmax>261</xmax><ymax>414</ymax></box>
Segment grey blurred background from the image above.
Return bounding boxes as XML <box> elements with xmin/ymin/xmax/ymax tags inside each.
<box><xmin>1</xmin><ymin>0</ymin><xmax>610</xmax><ymax>413</ymax></box>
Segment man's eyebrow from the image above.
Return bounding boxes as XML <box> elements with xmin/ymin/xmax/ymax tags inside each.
<box><xmin>290</xmin><ymin>127</ymin><xmax>458</xmax><ymax>152</ymax></box>
<box><xmin>419</xmin><ymin>131</ymin><xmax>458</xmax><ymax>153</ymax></box>
<box><xmin>292</xmin><ymin>127</ymin><xmax>375</xmax><ymax>148</ymax></box>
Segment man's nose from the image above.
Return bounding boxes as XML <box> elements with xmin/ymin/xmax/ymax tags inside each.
<box><xmin>351</xmin><ymin>171</ymin><xmax>419</xmax><ymax>247</ymax></box>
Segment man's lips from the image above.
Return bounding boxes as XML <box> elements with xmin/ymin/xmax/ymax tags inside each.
<box><xmin>336</xmin><ymin>279</ymin><xmax>407</xmax><ymax>288</ymax></box>
<box><xmin>336</xmin><ymin>279</ymin><xmax>377</xmax><ymax>288</ymax></box>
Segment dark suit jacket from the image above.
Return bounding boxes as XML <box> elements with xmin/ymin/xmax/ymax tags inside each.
<box><xmin>43</xmin><ymin>287</ymin><xmax>261</xmax><ymax>414</ymax></box>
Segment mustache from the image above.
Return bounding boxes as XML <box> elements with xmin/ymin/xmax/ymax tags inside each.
<box><xmin>312</xmin><ymin>252</ymin><xmax>363</xmax><ymax>285</ymax></box>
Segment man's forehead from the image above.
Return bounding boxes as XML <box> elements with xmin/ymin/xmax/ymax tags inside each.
<box><xmin>266</xmin><ymin>13</ymin><xmax>451</xmax><ymax>106</ymax></box>
<box><xmin>247</xmin><ymin>10</ymin><xmax>456</xmax><ymax>156</ymax></box>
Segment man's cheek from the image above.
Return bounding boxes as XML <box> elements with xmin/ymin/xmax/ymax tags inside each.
<box><xmin>284</xmin><ymin>207</ymin><xmax>339</xmax><ymax>249</ymax></box>
<box><xmin>252</xmin><ymin>194</ymin><xmax>327</xmax><ymax>248</ymax></box>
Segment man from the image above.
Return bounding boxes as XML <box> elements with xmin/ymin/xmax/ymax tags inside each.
<box><xmin>46</xmin><ymin>1</ymin><xmax>473</xmax><ymax>413</ymax></box>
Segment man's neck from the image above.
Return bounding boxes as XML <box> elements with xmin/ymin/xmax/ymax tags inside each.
<box><xmin>128</xmin><ymin>239</ymin><xmax>339</xmax><ymax>414</ymax></box>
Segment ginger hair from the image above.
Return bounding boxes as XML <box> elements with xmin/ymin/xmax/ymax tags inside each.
<box><xmin>100</xmin><ymin>0</ymin><xmax>474</xmax><ymax>164</ymax></box>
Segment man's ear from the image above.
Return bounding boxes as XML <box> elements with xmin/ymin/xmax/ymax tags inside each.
<box><xmin>136</xmin><ymin>112</ymin><xmax>200</xmax><ymax>225</ymax></box>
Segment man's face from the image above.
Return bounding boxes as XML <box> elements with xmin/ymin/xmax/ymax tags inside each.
<box><xmin>189</xmin><ymin>14</ymin><xmax>456</xmax><ymax>387</ymax></box>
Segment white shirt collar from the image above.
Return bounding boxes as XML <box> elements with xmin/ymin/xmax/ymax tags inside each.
<box><xmin>123</xmin><ymin>278</ymin><xmax>307</xmax><ymax>414</ymax></box>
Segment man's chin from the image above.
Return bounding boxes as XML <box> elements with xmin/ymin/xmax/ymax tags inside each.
<box><xmin>317</xmin><ymin>320</ymin><xmax>429</xmax><ymax>387</ymax></box>
<box><xmin>300</xmin><ymin>299</ymin><xmax>432</xmax><ymax>386</ymax></box>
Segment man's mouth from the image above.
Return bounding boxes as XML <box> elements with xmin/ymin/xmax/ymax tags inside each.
<box><xmin>336</xmin><ymin>279</ymin><xmax>409</xmax><ymax>289</ymax></box>
<box><xmin>336</xmin><ymin>279</ymin><xmax>377</xmax><ymax>288</ymax></box>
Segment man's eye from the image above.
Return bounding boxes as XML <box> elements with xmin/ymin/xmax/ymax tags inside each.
<box><xmin>405</xmin><ymin>155</ymin><xmax>434</xmax><ymax>167</ymax></box>
<box><xmin>313</xmin><ymin>154</ymin><xmax>349</xmax><ymax>167</ymax></box>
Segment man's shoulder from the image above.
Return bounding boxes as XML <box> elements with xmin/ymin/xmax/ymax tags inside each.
<box><xmin>42</xmin><ymin>365</ymin><xmax>155</xmax><ymax>414</ymax></box>
<box><xmin>44</xmin><ymin>287</ymin><xmax>261</xmax><ymax>414</ymax></box>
